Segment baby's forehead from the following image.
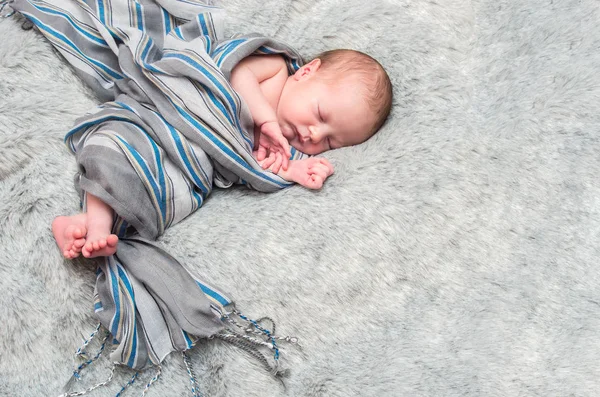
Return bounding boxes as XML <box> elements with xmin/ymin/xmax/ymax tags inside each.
<box><xmin>325</xmin><ymin>73</ymin><xmax>372</xmax><ymax>99</ymax></box>
<box><xmin>324</xmin><ymin>86</ymin><xmax>376</xmax><ymax>133</ymax></box>
<box><xmin>322</xmin><ymin>78</ymin><xmax>370</xmax><ymax>108</ymax></box>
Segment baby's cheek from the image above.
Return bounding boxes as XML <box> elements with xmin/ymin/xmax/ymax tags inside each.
<box><xmin>316</xmin><ymin>141</ymin><xmax>329</xmax><ymax>154</ymax></box>
<box><xmin>305</xmin><ymin>143</ymin><xmax>326</xmax><ymax>155</ymax></box>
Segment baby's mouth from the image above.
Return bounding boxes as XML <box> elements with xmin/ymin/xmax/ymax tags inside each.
<box><xmin>291</xmin><ymin>125</ymin><xmax>303</xmax><ymax>142</ymax></box>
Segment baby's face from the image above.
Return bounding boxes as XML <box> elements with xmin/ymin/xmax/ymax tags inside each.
<box><xmin>276</xmin><ymin>61</ymin><xmax>375</xmax><ymax>155</ymax></box>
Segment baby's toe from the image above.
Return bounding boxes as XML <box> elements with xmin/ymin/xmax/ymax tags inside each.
<box><xmin>73</xmin><ymin>238</ymin><xmax>86</xmax><ymax>249</ymax></box>
<box><xmin>84</xmin><ymin>241</ymin><xmax>94</xmax><ymax>254</ymax></box>
<box><xmin>73</xmin><ymin>227</ymin><xmax>87</xmax><ymax>239</ymax></box>
<box><xmin>107</xmin><ymin>235</ymin><xmax>119</xmax><ymax>247</ymax></box>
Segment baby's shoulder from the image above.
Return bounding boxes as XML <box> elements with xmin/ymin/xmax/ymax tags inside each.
<box><xmin>235</xmin><ymin>54</ymin><xmax>288</xmax><ymax>82</ymax></box>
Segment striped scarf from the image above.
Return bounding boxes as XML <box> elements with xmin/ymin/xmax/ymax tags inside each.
<box><xmin>13</xmin><ymin>0</ymin><xmax>304</xmax><ymax>373</ymax></box>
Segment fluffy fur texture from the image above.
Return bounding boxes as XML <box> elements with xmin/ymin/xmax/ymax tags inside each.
<box><xmin>1</xmin><ymin>0</ymin><xmax>599</xmax><ymax>395</ymax></box>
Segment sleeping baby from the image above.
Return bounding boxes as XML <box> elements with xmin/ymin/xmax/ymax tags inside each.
<box><xmin>232</xmin><ymin>49</ymin><xmax>393</xmax><ymax>188</ymax></box>
<box><xmin>51</xmin><ymin>48</ymin><xmax>393</xmax><ymax>259</ymax></box>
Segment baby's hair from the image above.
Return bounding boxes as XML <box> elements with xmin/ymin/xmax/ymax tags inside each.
<box><xmin>312</xmin><ymin>49</ymin><xmax>393</xmax><ymax>136</ymax></box>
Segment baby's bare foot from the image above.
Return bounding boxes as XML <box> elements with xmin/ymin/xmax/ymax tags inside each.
<box><xmin>82</xmin><ymin>231</ymin><xmax>118</xmax><ymax>258</ymax></box>
<box><xmin>52</xmin><ymin>214</ymin><xmax>88</xmax><ymax>259</ymax></box>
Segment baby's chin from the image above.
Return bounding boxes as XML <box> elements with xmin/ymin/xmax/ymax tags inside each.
<box><xmin>289</xmin><ymin>141</ymin><xmax>304</xmax><ymax>152</ymax></box>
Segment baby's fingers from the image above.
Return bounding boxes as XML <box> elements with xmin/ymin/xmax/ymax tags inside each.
<box><xmin>257</xmin><ymin>145</ymin><xmax>268</xmax><ymax>161</ymax></box>
<box><xmin>278</xmin><ymin>136</ymin><xmax>292</xmax><ymax>158</ymax></box>
<box><xmin>271</xmin><ymin>152</ymin><xmax>283</xmax><ymax>174</ymax></box>
<box><xmin>280</xmin><ymin>148</ymin><xmax>290</xmax><ymax>171</ymax></box>
<box><xmin>306</xmin><ymin>175</ymin><xmax>324</xmax><ymax>190</ymax></box>
<box><xmin>317</xmin><ymin>158</ymin><xmax>334</xmax><ymax>175</ymax></box>
<box><xmin>262</xmin><ymin>152</ymin><xmax>277</xmax><ymax>169</ymax></box>
<box><xmin>308</xmin><ymin>164</ymin><xmax>329</xmax><ymax>181</ymax></box>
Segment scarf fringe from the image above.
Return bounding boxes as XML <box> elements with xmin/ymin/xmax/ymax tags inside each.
<box><xmin>0</xmin><ymin>0</ymin><xmax>15</xmax><ymax>17</ymax></box>
<box><xmin>60</xmin><ymin>323</ymin><xmax>161</xmax><ymax>397</ymax></box>
<box><xmin>217</xmin><ymin>307</ymin><xmax>302</xmax><ymax>378</ymax></box>
<box><xmin>60</xmin><ymin>309</ymin><xmax>300</xmax><ymax>396</ymax></box>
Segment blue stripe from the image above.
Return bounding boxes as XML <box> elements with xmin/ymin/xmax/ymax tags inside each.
<box><xmin>135</xmin><ymin>2</ymin><xmax>143</xmax><ymax>31</ymax></box>
<box><xmin>213</xmin><ymin>39</ymin><xmax>244</xmax><ymax>62</ymax></box>
<box><xmin>114</xmin><ymin>102</ymin><xmax>167</xmax><ymax>220</ymax></box>
<box><xmin>177</xmin><ymin>140</ymin><xmax>210</xmax><ymax>197</ymax></box>
<box><xmin>118</xmin><ymin>221</ymin><xmax>128</xmax><ymax>238</ymax></box>
<box><xmin>25</xmin><ymin>14</ymin><xmax>122</xmax><ymax>80</ymax></box>
<box><xmin>162</xmin><ymin>52</ymin><xmax>244</xmax><ymax>133</ymax></box>
<box><xmin>216</xmin><ymin>40</ymin><xmax>245</xmax><ymax>65</ymax></box>
<box><xmin>149</xmin><ymin>109</ymin><xmax>211</xmax><ymax>196</ymax></box>
<box><xmin>65</xmin><ymin>113</ymin><xmax>142</xmax><ymax>142</ymax></box>
<box><xmin>257</xmin><ymin>46</ymin><xmax>276</xmax><ymax>54</ymax></box>
<box><xmin>108</xmin><ymin>262</ymin><xmax>121</xmax><ymax>341</ymax></box>
<box><xmin>186</xmin><ymin>143</ymin><xmax>211</xmax><ymax>192</ymax></box>
<box><xmin>173</xmin><ymin>26</ymin><xmax>184</xmax><ymax>40</ymax></box>
<box><xmin>204</xmin><ymin>87</ymin><xmax>235</xmax><ymax>129</ymax></box>
<box><xmin>115</xmin><ymin>136</ymin><xmax>166</xmax><ymax>223</ymax></box>
<box><xmin>291</xmin><ymin>59</ymin><xmax>300</xmax><ymax>71</ymax></box>
<box><xmin>205</xmin><ymin>36</ymin><xmax>212</xmax><ymax>54</ymax></box>
<box><xmin>162</xmin><ymin>53</ymin><xmax>231</xmax><ymax>101</ymax></box>
<box><xmin>116</xmin><ymin>265</ymin><xmax>137</xmax><ymax>367</ymax></box>
<box><xmin>97</xmin><ymin>0</ymin><xmax>105</xmax><ymax>24</ymax></box>
<box><xmin>139</xmin><ymin>37</ymin><xmax>161</xmax><ymax>73</ymax></box>
<box><xmin>198</xmin><ymin>13</ymin><xmax>209</xmax><ymax>36</ymax></box>
<box><xmin>182</xmin><ymin>331</ymin><xmax>194</xmax><ymax>349</ymax></box>
<box><xmin>128</xmin><ymin>326</ymin><xmax>138</xmax><ymax>367</ymax></box>
<box><xmin>197</xmin><ymin>282</ymin><xmax>230</xmax><ymax>306</ymax></box>
<box><xmin>31</xmin><ymin>4</ymin><xmax>108</xmax><ymax>46</ymax></box>
<box><xmin>163</xmin><ymin>9</ymin><xmax>171</xmax><ymax>33</ymax></box>
<box><xmin>178</xmin><ymin>0</ymin><xmax>219</xmax><ymax>8</ymax></box>
<box><xmin>117</xmin><ymin>265</ymin><xmax>135</xmax><ymax>305</ymax></box>
<box><xmin>174</xmin><ymin>103</ymin><xmax>288</xmax><ymax>187</ymax></box>
<box><xmin>211</xmin><ymin>40</ymin><xmax>234</xmax><ymax>59</ymax></box>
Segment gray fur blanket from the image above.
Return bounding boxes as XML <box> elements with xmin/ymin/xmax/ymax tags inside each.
<box><xmin>1</xmin><ymin>0</ymin><xmax>599</xmax><ymax>395</ymax></box>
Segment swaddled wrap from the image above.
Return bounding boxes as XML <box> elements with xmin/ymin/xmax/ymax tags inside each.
<box><xmin>13</xmin><ymin>0</ymin><xmax>305</xmax><ymax>371</ymax></box>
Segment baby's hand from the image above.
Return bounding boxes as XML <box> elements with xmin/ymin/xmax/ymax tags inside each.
<box><xmin>257</xmin><ymin>121</ymin><xmax>291</xmax><ymax>172</ymax></box>
<box><xmin>286</xmin><ymin>158</ymin><xmax>334</xmax><ymax>190</ymax></box>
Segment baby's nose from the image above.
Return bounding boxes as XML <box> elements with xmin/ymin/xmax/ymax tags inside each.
<box><xmin>306</xmin><ymin>126</ymin><xmax>319</xmax><ymax>142</ymax></box>
<box><xmin>300</xmin><ymin>128</ymin><xmax>312</xmax><ymax>143</ymax></box>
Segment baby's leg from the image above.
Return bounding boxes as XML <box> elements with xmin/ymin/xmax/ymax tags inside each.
<box><xmin>81</xmin><ymin>193</ymin><xmax>119</xmax><ymax>258</ymax></box>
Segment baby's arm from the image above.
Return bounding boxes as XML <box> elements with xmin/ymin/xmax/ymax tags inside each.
<box><xmin>231</xmin><ymin>55</ymin><xmax>291</xmax><ymax>168</ymax></box>
<box><xmin>231</xmin><ymin>55</ymin><xmax>286</xmax><ymax>127</ymax></box>
<box><xmin>254</xmin><ymin>151</ymin><xmax>334</xmax><ymax>190</ymax></box>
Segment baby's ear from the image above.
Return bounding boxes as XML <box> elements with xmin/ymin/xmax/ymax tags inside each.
<box><xmin>294</xmin><ymin>58</ymin><xmax>322</xmax><ymax>80</ymax></box>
